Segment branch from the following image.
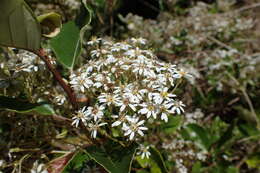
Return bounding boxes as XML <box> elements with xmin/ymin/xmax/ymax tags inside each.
<box><xmin>34</xmin><ymin>48</ymin><xmax>78</xmax><ymax>109</ymax></box>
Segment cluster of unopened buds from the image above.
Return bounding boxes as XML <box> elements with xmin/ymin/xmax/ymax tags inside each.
<box><xmin>69</xmin><ymin>37</ymin><xmax>191</xmax><ymax>142</ymax></box>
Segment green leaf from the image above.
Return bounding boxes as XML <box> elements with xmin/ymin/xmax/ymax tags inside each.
<box><xmin>0</xmin><ymin>0</ymin><xmax>41</xmax><ymax>51</ymax></box>
<box><xmin>246</xmin><ymin>153</ymin><xmax>260</xmax><ymax>169</ymax></box>
<box><xmin>0</xmin><ymin>96</ymin><xmax>55</xmax><ymax>115</ymax></box>
<box><xmin>50</xmin><ymin>0</ymin><xmax>92</xmax><ymax>69</ymax></box>
<box><xmin>85</xmin><ymin>142</ymin><xmax>137</xmax><ymax>173</ymax></box>
<box><xmin>186</xmin><ymin>124</ymin><xmax>211</xmax><ymax>151</ymax></box>
<box><xmin>160</xmin><ymin>115</ymin><xmax>183</xmax><ymax>134</ymax></box>
<box><xmin>192</xmin><ymin>161</ymin><xmax>202</xmax><ymax>173</ymax></box>
<box><xmin>37</xmin><ymin>12</ymin><xmax>62</xmax><ymax>38</ymax></box>
<box><xmin>50</xmin><ymin>21</ymin><xmax>80</xmax><ymax>69</ymax></box>
<box><xmin>215</xmin><ymin>120</ymin><xmax>236</xmax><ymax>150</ymax></box>
<box><xmin>63</xmin><ymin>152</ymin><xmax>91</xmax><ymax>172</ymax></box>
<box><xmin>150</xmin><ymin>147</ymin><xmax>168</xmax><ymax>173</ymax></box>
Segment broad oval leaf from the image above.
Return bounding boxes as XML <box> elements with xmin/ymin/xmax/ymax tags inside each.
<box><xmin>0</xmin><ymin>96</ymin><xmax>55</xmax><ymax>115</ymax></box>
<box><xmin>37</xmin><ymin>12</ymin><xmax>62</xmax><ymax>38</ymax></box>
<box><xmin>85</xmin><ymin>142</ymin><xmax>138</xmax><ymax>173</ymax></box>
<box><xmin>50</xmin><ymin>1</ymin><xmax>92</xmax><ymax>69</ymax></box>
<box><xmin>50</xmin><ymin>21</ymin><xmax>81</xmax><ymax>69</ymax></box>
<box><xmin>0</xmin><ymin>0</ymin><xmax>41</xmax><ymax>51</ymax></box>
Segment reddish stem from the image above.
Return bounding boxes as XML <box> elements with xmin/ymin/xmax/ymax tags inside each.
<box><xmin>34</xmin><ymin>48</ymin><xmax>78</xmax><ymax>109</ymax></box>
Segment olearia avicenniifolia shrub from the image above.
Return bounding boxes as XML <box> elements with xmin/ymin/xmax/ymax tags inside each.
<box><xmin>0</xmin><ymin>37</ymin><xmax>191</xmax><ymax>172</ymax></box>
<box><xmin>69</xmin><ymin>37</ymin><xmax>190</xmax><ymax>141</ymax></box>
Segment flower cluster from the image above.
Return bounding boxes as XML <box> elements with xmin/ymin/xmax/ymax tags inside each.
<box><xmin>70</xmin><ymin>38</ymin><xmax>188</xmax><ymax>140</ymax></box>
<box><xmin>162</xmin><ymin>135</ymin><xmax>208</xmax><ymax>173</ymax></box>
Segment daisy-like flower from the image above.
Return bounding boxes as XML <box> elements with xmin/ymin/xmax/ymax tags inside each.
<box><xmin>30</xmin><ymin>161</ymin><xmax>48</xmax><ymax>173</ymax></box>
<box><xmin>122</xmin><ymin>116</ymin><xmax>148</xmax><ymax>140</ymax></box>
<box><xmin>137</xmin><ymin>145</ymin><xmax>151</xmax><ymax>159</ymax></box>
<box><xmin>88</xmin><ymin>121</ymin><xmax>107</xmax><ymax>138</ymax></box>
<box><xmin>87</xmin><ymin>37</ymin><xmax>102</xmax><ymax>45</ymax></box>
<box><xmin>111</xmin><ymin>113</ymin><xmax>129</xmax><ymax>127</ymax></box>
<box><xmin>54</xmin><ymin>94</ymin><xmax>66</xmax><ymax>105</ymax></box>
<box><xmin>124</xmin><ymin>47</ymin><xmax>146</xmax><ymax>59</ymax></box>
<box><xmin>138</xmin><ymin>102</ymin><xmax>158</xmax><ymax>119</ymax></box>
<box><xmin>117</xmin><ymin>94</ymin><xmax>138</xmax><ymax>112</ymax></box>
<box><xmin>173</xmin><ymin>68</ymin><xmax>192</xmax><ymax>79</ymax></box>
<box><xmin>158</xmin><ymin>101</ymin><xmax>175</xmax><ymax>122</ymax></box>
<box><xmin>90</xmin><ymin>48</ymin><xmax>109</xmax><ymax>58</ymax></box>
<box><xmin>171</xmin><ymin>100</ymin><xmax>185</xmax><ymax>114</ymax></box>
<box><xmin>98</xmin><ymin>93</ymin><xmax>121</xmax><ymax>106</ymax></box>
<box><xmin>152</xmin><ymin>87</ymin><xmax>176</xmax><ymax>104</ymax></box>
<box><xmin>124</xmin><ymin>84</ymin><xmax>147</xmax><ymax>103</ymax></box>
<box><xmin>131</xmin><ymin>37</ymin><xmax>147</xmax><ymax>45</ymax></box>
<box><xmin>69</xmin><ymin>73</ymin><xmax>93</xmax><ymax>93</ymax></box>
<box><xmin>71</xmin><ymin>106</ymin><xmax>88</xmax><ymax>127</ymax></box>
<box><xmin>86</xmin><ymin>104</ymin><xmax>105</xmax><ymax>122</ymax></box>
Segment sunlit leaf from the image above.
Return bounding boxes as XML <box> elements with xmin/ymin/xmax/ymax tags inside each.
<box><xmin>0</xmin><ymin>0</ymin><xmax>41</xmax><ymax>51</ymax></box>
<box><xmin>50</xmin><ymin>0</ymin><xmax>92</xmax><ymax>69</ymax></box>
<box><xmin>50</xmin><ymin>21</ymin><xmax>80</xmax><ymax>69</ymax></box>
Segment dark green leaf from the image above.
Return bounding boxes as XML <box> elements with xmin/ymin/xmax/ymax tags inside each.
<box><xmin>192</xmin><ymin>161</ymin><xmax>202</xmax><ymax>173</ymax></box>
<box><xmin>0</xmin><ymin>96</ymin><xmax>55</xmax><ymax>115</ymax></box>
<box><xmin>186</xmin><ymin>124</ymin><xmax>211</xmax><ymax>151</ymax></box>
<box><xmin>63</xmin><ymin>152</ymin><xmax>91</xmax><ymax>172</ymax></box>
<box><xmin>0</xmin><ymin>0</ymin><xmax>41</xmax><ymax>51</ymax></box>
<box><xmin>160</xmin><ymin>115</ymin><xmax>183</xmax><ymax>134</ymax></box>
<box><xmin>150</xmin><ymin>147</ymin><xmax>168</xmax><ymax>173</ymax></box>
<box><xmin>85</xmin><ymin>143</ymin><xmax>137</xmax><ymax>173</ymax></box>
<box><xmin>214</xmin><ymin>120</ymin><xmax>236</xmax><ymax>150</ymax></box>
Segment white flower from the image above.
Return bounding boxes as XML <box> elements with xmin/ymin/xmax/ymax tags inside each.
<box><xmin>173</xmin><ymin>68</ymin><xmax>192</xmax><ymax>79</ymax></box>
<box><xmin>98</xmin><ymin>93</ymin><xmax>121</xmax><ymax>106</ymax></box>
<box><xmin>171</xmin><ymin>101</ymin><xmax>185</xmax><ymax>114</ymax></box>
<box><xmin>87</xmin><ymin>37</ymin><xmax>102</xmax><ymax>45</ymax></box>
<box><xmin>71</xmin><ymin>106</ymin><xmax>88</xmax><ymax>127</ymax></box>
<box><xmin>86</xmin><ymin>105</ymin><xmax>105</xmax><ymax>122</ymax></box>
<box><xmin>88</xmin><ymin>121</ymin><xmax>107</xmax><ymax>138</ymax></box>
<box><xmin>30</xmin><ymin>161</ymin><xmax>48</xmax><ymax>173</ymax></box>
<box><xmin>138</xmin><ymin>102</ymin><xmax>158</xmax><ymax>119</ymax></box>
<box><xmin>117</xmin><ymin>94</ymin><xmax>138</xmax><ymax>112</ymax></box>
<box><xmin>137</xmin><ymin>145</ymin><xmax>151</xmax><ymax>159</ymax></box>
<box><xmin>70</xmin><ymin>73</ymin><xmax>93</xmax><ymax>92</ymax></box>
<box><xmin>54</xmin><ymin>94</ymin><xmax>66</xmax><ymax>105</ymax></box>
<box><xmin>111</xmin><ymin>113</ymin><xmax>129</xmax><ymax>127</ymax></box>
<box><xmin>124</xmin><ymin>47</ymin><xmax>146</xmax><ymax>59</ymax></box>
<box><xmin>152</xmin><ymin>87</ymin><xmax>176</xmax><ymax>104</ymax></box>
<box><xmin>158</xmin><ymin>101</ymin><xmax>175</xmax><ymax>122</ymax></box>
<box><xmin>131</xmin><ymin>37</ymin><xmax>147</xmax><ymax>45</ymax></box>
<box><xmin>123</xmin><ymin>84</ymin><xmax>146</xmax><ymax>103</ymax></box>
<box><xmin>90</xmin><ymin>49</ymin><xmax>108</xmax><ymax>58</ymax></box>
<box><xmin>122</xmin><ymin>117</ymin><xmax>148</xmax><ymax>140</ymax></box>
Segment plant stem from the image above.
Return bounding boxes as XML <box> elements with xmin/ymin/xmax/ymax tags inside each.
<box><xmin>34</xmin><ymin>48</ymin><xmax>78</xmax><ymax>109</ymax></box>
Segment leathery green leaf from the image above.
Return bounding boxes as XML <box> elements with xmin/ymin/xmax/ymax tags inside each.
<box><xmin>0</xmin><ymin>0</ymin><xmax>41</xmax><ymax>51</ymax></box>
<box><xmin>85</xmin><ymin>142</ymin><xmax>138</xmax><ymax>173</ymax></box>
